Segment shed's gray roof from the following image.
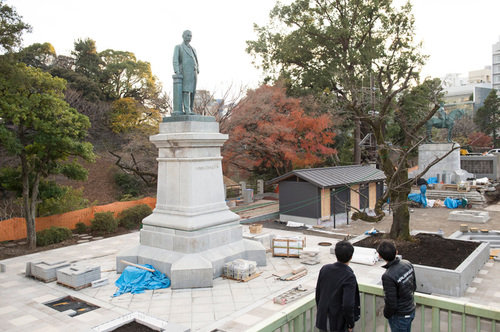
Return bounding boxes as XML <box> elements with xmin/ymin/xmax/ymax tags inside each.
<box><xmin>267</xmin><ymin>165</ymin><xmax>386</xmax><ymax>188</ymax></box>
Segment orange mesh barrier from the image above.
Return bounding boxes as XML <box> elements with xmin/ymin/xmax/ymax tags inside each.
<box><xmin>0</xmin><ymin>197</ymin><xmax>156</xmax><ymax>242</ymax></box>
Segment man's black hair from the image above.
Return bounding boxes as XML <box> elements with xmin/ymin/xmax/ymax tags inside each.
<box><xmin>377</xmin><ymin>240</ymin><xmax>397</xmax><ymax>262</ymax></box>
<box><xmin>335</xmin><ymin>240</ymin><xmax>354</xmax><ymax>263</ymax></box>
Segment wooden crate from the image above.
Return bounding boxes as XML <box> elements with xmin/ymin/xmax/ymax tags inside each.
<box><xmin>249</xmin><ymin>224</ymin><xmax>262</xmax><ymax>234</ymax></box>
<box><xmin>272</xmin><ymin>237</ymin><xmax>306</xmax><ymax>257</ymax></box>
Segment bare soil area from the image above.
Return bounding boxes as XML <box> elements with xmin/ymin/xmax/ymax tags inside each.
<box><xmin>354</xmin><ymin>232</ymin><xmax>479</xmax><ymax>270</ymax></box>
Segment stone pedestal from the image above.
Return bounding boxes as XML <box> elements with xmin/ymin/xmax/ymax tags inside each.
<box><xmin>117</xmin><ymin>116</ymin><xmax>266</xmax><ymax>289</ymax></box>
<box><xmin>418</xmin><ymin>143</ymin><xmax>460</xmax><ymax>181</ymax></box>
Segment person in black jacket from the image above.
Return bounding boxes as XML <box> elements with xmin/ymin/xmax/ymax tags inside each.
<box><xmin>377</xmin><ymin>240</ymin><xmax>417</xmax><ymax>332</ymax></box>
<box><xmin>316</xmin><ymin>240</ymin><xmax>360</xmax><ymax>332</ymax></box>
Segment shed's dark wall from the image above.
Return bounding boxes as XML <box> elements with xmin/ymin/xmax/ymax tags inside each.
<box><xmin>332</xmin><ymin>186</ymin><xmax>350</xmax><ymax>214</ymax></box>
<box><xmin>279</xmin><ymin>181</ymin><xmax>320</xmax><ymax>219</ymax></box>
<box><xmin>360</xmin><ymin>183</ymin><xmax>369</xmax><ymax>209</ymax></box>
<box><xmin>376</xmin><ymin>182</ymin><xmax>384</xmax><ymax>202</ymax></box>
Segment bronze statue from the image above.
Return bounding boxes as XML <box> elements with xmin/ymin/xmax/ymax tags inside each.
<box><xmin>173</xmin><ymin>30</ymin><xmax>199</xmax><ymax>115</ymax></box>
<box><xmin>426</xmin><ymin>108</ymin><xmax>464</xmax><ymax>143</ymax></box>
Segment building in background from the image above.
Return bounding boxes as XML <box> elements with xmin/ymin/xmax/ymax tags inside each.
<box><xmin>469</xmin><ymin>67</ymin><xmax>491</xmax><ymax>84</ymax></box>
<box><xmin>442</xmin><ymin>83</ymin><xmax>492</xmax><ymax>116</ymax></box>
<box><xmin>493</xmin><ymin>36</ymin><xmax>500</xmax><ymax>91</ymax></box>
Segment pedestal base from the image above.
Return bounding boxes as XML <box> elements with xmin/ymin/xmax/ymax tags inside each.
<box><xmin>116</xmin><ymin>239</ymin><xmax>266</xmax><ymax>289</ymax></box>
<box><xmin>418</xmin><ymin>143</ymin><xmax>460</xmax><ymax>180</ymax></box>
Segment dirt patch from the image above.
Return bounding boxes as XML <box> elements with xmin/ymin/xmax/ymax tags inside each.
<box><xmin>354</xmin><ymin>233</ymin><xmax>480</xmax><ymax>270</ymax></box>
<box><xmin>112</xmin><ymin>321</ymin><xmax>157</xmax><ymax>332</ymax></box>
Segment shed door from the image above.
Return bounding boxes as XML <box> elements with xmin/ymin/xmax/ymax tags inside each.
<box><xmin>321</xmin><ymin>188</ymin><xmax>331</xmax><ymax>220</ymax></box>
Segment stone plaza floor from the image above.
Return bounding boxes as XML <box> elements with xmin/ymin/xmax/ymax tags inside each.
<box><xmin>1</xmin><ymin>202</ymin><xmax>500</xmax><ymax>331</ymax></box>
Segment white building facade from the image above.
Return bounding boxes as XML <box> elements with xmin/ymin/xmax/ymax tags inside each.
<box><xmin>493</xmin><ymin>36</ymin><xmax>500</xmax><ymax>91</ymax></box>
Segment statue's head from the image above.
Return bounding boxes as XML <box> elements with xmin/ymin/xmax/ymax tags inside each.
<box><xmin>182</xmin><ymin>30</ymin><xmax>192</xmax><ymax>43</ymax></box>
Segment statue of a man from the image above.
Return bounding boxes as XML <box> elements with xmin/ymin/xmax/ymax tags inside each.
<box><xmin>437</xmin><ymin>102</ymin><xmax>447</xmax><ymax>128</ymax></box>
<box><xmin>173</xmin><ymin>30</ymin><xmax>199</xmax><ymax>114</ymax></box>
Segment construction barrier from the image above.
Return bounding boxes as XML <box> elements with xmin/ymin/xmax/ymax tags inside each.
<box><xmin>0</xmin><ymin>197</ymin><xmax>156</xmax><ymax>242</ymax></box>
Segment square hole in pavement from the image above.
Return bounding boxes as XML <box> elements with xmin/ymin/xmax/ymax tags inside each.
<box><xmin>44</xmin><ymin>296</ymin><xmax>99</xmax><ymax>317</ymax></box>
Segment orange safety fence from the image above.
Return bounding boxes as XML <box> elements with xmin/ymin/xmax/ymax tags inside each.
<box><xmin>0</xmin><ymin>197</ymin><xmax>156</xmax><ymax>242</ymax></box>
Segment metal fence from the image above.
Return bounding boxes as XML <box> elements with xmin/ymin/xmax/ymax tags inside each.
<box><xmin>247</xmin><ymin>283</ymin><xmax>500</xmax><ymax>332</ymax></box>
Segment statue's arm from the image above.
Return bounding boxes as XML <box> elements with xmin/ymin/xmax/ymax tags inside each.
<box><xmin>193</xmin><ymin>48</ymin><xmax>199</xmax><ymax>74</ymax></box>
<box><xmin>173</xmin><ymin>45</ymin><xmax>181</xmax><ymax>74</ymax></box>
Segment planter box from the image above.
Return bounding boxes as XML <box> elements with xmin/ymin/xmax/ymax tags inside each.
<box><xmin>352</xmin><ymin>232</ymin><xmax>490</xmax><ymax>297</ymax></box>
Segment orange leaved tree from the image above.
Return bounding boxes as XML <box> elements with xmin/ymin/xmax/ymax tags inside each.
<box><xmin>222</xmin><ymin>84</ymin><xmax>336</xmax><ymax>178</ymax></box>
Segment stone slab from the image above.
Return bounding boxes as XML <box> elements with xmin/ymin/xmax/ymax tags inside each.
<box><xmin>448</xmin><ymin>210</ymin><xmax>490</xmax><ymax>223</ymax></box>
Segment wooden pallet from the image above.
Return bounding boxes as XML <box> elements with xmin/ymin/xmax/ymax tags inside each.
<box><xmin>222</xmin><ymin>272</ymin><xmax>261</xmax><ymax>282</ymax></box>
<box><xmin>56</xmin><ymin>281</ymin><xmax>91</xmax><ymax>291</ymax></box>
<box><xmin>32</xmin><ymin>275</ymin><xmax>56</xmax><ymax>283</ymax></box>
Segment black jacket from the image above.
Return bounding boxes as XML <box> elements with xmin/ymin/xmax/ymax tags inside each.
<box><xmin>381</xmin><ymin>258</ymin><xmax>417</xmax><ymax>319</ymax></box>
<box><xmin>316</xmin><ymin>262</ymin><xmax>360</xmax><ymax>332</ymax></box>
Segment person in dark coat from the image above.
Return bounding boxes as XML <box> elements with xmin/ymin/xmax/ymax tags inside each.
<box><xmin>316</xmin><ymin>240</ymin><xmax>360</xmax><ymax>332</ymax></box>
<box><xmin>377</xmin><ymin>240</ymin><xmax>417</xmax><ymax>332</ymax></box>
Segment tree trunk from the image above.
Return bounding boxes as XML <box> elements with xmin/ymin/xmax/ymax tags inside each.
<box><xmin>389</xmin><ymin>192</ymin><xmax>411</xmax><ymax>240</ymax></box>
<box><xmin>21</xmin><ymin>154</ymin><xmax>37</xmax><ymax>250</ymax></box>
<box><xmin>354</xmin><ymin>118</ymin><xmax>361</xmax><ymax>164</ymax></box>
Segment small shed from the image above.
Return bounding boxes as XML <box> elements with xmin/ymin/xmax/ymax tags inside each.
<box><xmin>267</xmin><ymin>165</ymin><xmax>386</xmax><ymax>227</ymax></box>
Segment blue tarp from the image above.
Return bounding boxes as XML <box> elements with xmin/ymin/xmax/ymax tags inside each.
<box><xmin>113</xmin><ymin>264</ymin><xmax>171</xmax><ymax>297</ymax></box>
<box><xmin>408</xmin><ymin>184</ymin><xmax>428</xmax><ymax>208</ymax></box>
<box><xmin>444</xmin><ymin>197</ymin><xmax>461</xmax><ymax>209</ymax></box>
<box><xmin>427</xmin><ymin>177</ymin><xmax>438</xmax><ymax>184</ymax></box>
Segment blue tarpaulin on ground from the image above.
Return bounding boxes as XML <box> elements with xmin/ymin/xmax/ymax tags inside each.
<box><xmin>113</xmin><ymin>264</ymin><xmax>170</xmax><ymax>297</ymax></box>
<box><xmin>408</xmin><ymin>184</ymin><xmax>428</xmax><ymax>207</ymax></box>
<box><xmin>427</xmin><ymin>177</ymin><xmax>438</xmax><ymax>184</ymax></box>
<box><xmin>444</xmin><ymin>197</ymin><xmax>461</xmax><ymax>209</ymax></box>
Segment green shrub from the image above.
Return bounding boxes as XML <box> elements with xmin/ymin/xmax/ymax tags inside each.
<box><xmin>90</xmin><ymin>211</ymin><xmax>117</xmax><ymax>234</ymax></box>
<box><xmin>38</xmin><ymin>185</ymin><xmax>92</xmax><ymax>217</ymax></box>
<box><xmin>36</xmin><ymin>226</ymin><xmax>73</xmax><ymax>246</ymax></box>
<box><xmin>74</xmin><ymin>222</ymin><xmax>88</xmax><ymax>234</ymax></box>
<box><xmin>117</xmin><ymin>204</ymin><xmax>152</xmax><ymax>229</ymax></box>
<box><xmin>114</xmin><ymin>173</ymin><xmax>143</xmax><ymax>199</ymax></box>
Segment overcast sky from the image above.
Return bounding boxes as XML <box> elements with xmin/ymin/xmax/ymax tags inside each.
<box><xmin>7</xmin><ymin>0</ymin><xmax>500</xmax><ymax>97</ymax></box>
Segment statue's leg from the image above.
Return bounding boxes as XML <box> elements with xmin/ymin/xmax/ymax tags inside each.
<box><xmin>189</xmin><ymin>92</ymin><xmax>195</xmax><ymax>114</ymax></box>
<box><xmin>182</xmin><ymin>92</ymin><xmax>190</xmax><ymax>114</ymax></box>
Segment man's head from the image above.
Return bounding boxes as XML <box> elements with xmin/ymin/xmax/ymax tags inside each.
<box><xmin>182</xmin><ymin>30</ymin><xmax>192</xmax><ymax>43</ymax></box>
<box><xmin>377</xmin><ymin>240</ymin><xmax>397</xmax><ymax>262</ymax></box>
<box><xmin>335</xmin><ymin>240</ymin><xmax>354</xmax><ymax>264</ymax></box>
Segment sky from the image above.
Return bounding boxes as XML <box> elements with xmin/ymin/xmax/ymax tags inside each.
<box><xmin>6</xmin><ymin>0</ymin><xmax>500</xmax><ymax>98</ymax></box>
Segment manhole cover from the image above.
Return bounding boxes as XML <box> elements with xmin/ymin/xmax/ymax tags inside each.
<box><xmin>45</xmin><ymin>296</ymin><xmax>99</xmax><ymax>317</ymax></box>
<box><xmin>318</xmin><ymin>242</ymin><xmax>332</xmax><ymax>246</ymax></box>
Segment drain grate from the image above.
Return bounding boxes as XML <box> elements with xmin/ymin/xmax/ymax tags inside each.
<box><xmin>44</xmin><ymin>296</ymin><xmax>99</xmax><ymax>317</ymax></box>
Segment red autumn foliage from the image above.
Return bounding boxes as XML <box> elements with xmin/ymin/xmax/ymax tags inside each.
<box><xmin>468</xmin><ymin>132</ymin><xmax>492</xmax><ymax>149</ymax></box>
<box><xmin>222</xmin><ymin>84</ymin><xmax>336</xmax><ymax>177</ymax></box>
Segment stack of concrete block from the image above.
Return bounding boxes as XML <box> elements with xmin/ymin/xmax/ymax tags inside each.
<box><xmin>30</xmin><ymin>260</ymin><xmax>70</xmax><ymax>282</ymax></box>
<box><xmin>56</xmin><ymin>264</ymin><xmax>101</xmax><ymax>289</ymax></box>
<box><xmin>300</xmin><ymin>247</ymin><xmax>320</xmax><ymax>265</ymax></box>
<box><xmin>223</xmin><ymin>259</ymin><xmax>257</xmax><ymax>280</ymax></box>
